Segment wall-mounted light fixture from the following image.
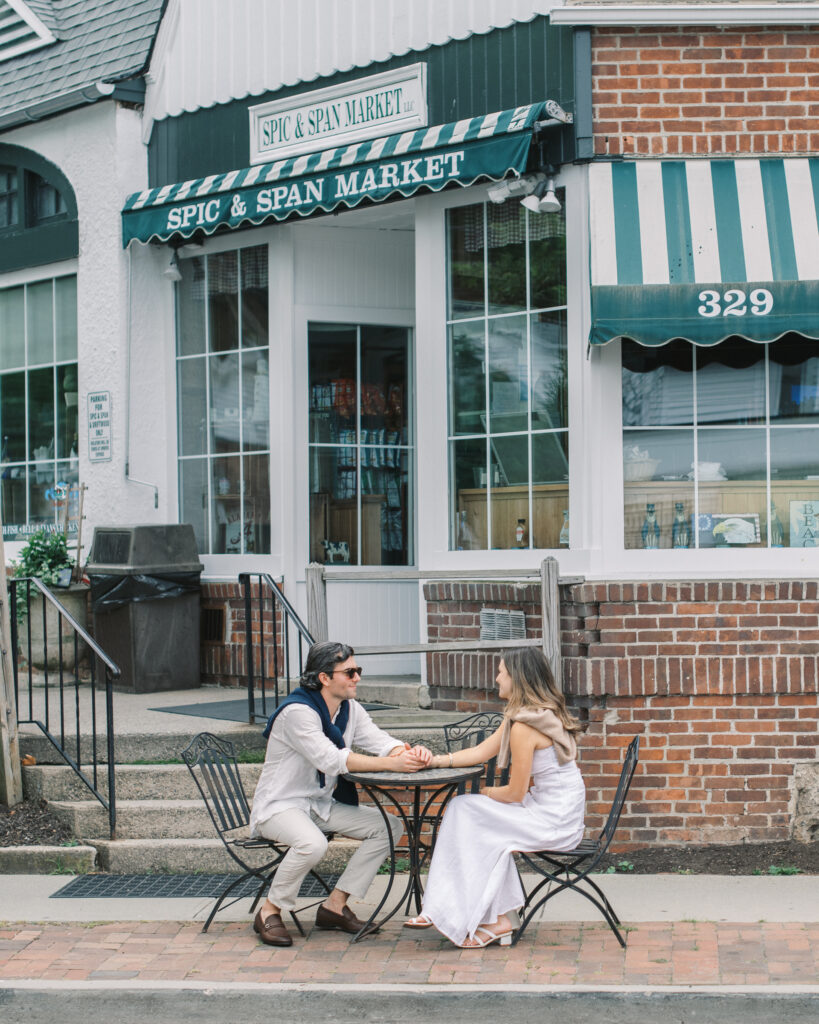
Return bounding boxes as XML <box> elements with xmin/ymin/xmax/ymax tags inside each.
<box><xmin>164</xmin><ymin>250</ymin><xmax>183</xmax><ymax>282</ymax></box>
<box><xmin>487</xmin><ymin>172</ymin><xmax>546</xmax><ymax>205</ymax></box>
<box><xmin>520</xmin><ymin>176</ymin><xmax>561</xmax><ymax>214</ymax></box>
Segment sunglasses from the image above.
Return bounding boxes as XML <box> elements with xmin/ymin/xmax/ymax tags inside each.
<box><xmin>333</xmin><ymin>666</ymin><xmax>364</xmax><ymax>679</ymax></box>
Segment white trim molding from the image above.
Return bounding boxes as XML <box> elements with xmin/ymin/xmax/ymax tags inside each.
<box><xmin>551</xmin><ymin>4</ymin><xmax>819</xmax><ymax>26</ymax></box>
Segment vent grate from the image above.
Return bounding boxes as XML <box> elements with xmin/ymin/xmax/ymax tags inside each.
<box><xmin>201</xmin><ymin>606</ymin><xmax>225</xmax><ymax>644</ymax></box>
<box><xmin>480</xmin><ymin>608</ymin><xmax>526</xmax><ymax>642</ymax></box>
<box><xmin>52</xmin><ymin>873</ymin><xmax>339</xmax><ymax>900</ymax></box>
<box><xmin>0</xmin><ymin>1</ymin><xmax>54</xmax><ymax>63</ymax></box>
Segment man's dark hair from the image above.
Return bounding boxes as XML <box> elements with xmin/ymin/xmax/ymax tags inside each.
<box><xmin>300</xmin><ymin>640</ymin><xmax>355</xmax><ymax>690</ymax></box>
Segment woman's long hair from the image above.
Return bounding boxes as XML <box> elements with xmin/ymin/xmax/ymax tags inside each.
<box><xmin>501</xmin><ymin>647</ymin><xmax>583</xmax><ymax>735</ymax></box>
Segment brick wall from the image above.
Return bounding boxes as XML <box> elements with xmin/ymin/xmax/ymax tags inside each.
<box><xmin>424</xmin><ymin>579</ymin><xmax>818</xmax><ymax>846</ymax></box>
<box><xmin>200</xmin><ymin>580</ymin><xmax>284</xmax><ymax>689</ymax></box>
<box><xmin>592</xmin><ymin>26</ymin><xmax>819</xmax><ymax>156</ymax></box>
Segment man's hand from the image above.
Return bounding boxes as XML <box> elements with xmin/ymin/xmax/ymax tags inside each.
<box><xmin>388</xmin><ymin>748</ymin><xmax>428</xmax><ymax>773</ymax></box>
<box><xmin>389</xmin><ymin>742</ymin><xmax>433</xmax><ymax>766</ymax></box>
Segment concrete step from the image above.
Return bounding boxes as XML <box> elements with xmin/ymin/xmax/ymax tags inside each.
<box><xmin>357</xmin><ymin>677</ymin><xmax>431</xmax><ymax>709</ymax></box>
<box><xmin>92</xmin><ymin>836</ymin><xmax>357</xmax><ymax>874</ymax></box>
<box><xmin>24</xmin><ymin>763</ymin><xmax>264</xmax><ymax>802</ymax></box>
<box><xmin>50</xmin><ymin>798</ymin><xmax>217</xmax><ymax>840</ymax></box>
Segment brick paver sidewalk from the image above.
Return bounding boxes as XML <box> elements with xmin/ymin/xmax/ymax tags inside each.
<box><xmin>1</xmin><ymin>920</ymin><xmax>818</xmax><ymax>986</ymax></box>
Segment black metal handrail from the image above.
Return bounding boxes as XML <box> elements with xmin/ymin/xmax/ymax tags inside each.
<box><xmin>239</xmin><ymin>573</ymin><xmax>313</xmax><ymax>725</ymax></box>
<box><xmin>10</xmin><ymin>577</ymin><xmax>120</xmax><ymax>838</ymax></box>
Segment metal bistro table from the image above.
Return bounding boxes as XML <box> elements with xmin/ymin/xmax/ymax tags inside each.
<box><xmin>342</xmin><ymin>764</ymin><xmax>484</xmax><ymax>941</ymax></box>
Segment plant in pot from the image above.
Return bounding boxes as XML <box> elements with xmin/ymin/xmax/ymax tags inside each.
<box><xmin>12</xmin><ymin>529</ymin><xmax>88</xmax><ymax>670</ymax></box>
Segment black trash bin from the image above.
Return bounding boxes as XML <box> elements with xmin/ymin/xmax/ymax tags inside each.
<box><xmin>86</xmin><ymin>524</ymin><xmax>204</xmax><ymax>693</ymax></box>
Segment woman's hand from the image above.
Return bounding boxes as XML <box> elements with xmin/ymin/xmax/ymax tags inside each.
<box><xmin>388</xmin><ymin>748</ymin><xmax>427</xmax><ymax>773</ymax></box>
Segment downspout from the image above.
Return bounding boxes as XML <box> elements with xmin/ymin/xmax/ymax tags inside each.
<box><xmin>124</xmin><ymin>244</ymin><xmax>159</xmax><ymax>508</ymax></box>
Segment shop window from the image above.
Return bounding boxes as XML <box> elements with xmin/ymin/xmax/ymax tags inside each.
<box><xmin>175</xmin><ymin>245</ymin><xmax>270</xmax><ymax>555</ymax></box>
<box><xmin>0</xmin><ymin>167</ymin><xmax>18</xmax><ymax>229</ymax></box>
<box><xmin>446</xmin><ymin>200</ymin><xmax>568</xmax><ymax>550</ymax></box>
<box><xmin>308</xmin><ymin>323</ymin><xmax>413</xmax><ymax>566</ymax></box>
<box><xmin>0</xmin><ymin>275</ymin><xmax>79</xmax><ymax>540</ymax></box>
<box><xmin>622</xmin><ymin>335</ymin><xmax>819</xmax><ymax>549</ymax></box>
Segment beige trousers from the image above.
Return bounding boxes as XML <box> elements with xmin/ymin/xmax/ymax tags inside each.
<box><xmin>257</xmin><ymin>801</ymin><xmax>404</xmax><ymax>911</ymax></box>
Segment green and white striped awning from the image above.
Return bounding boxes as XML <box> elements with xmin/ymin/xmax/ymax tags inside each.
<box><xmin>589</xmin><ymin>158</ymin><xmax>819</xmax><ymax>346</ymax></box>
<box><xmin>122</xmin><ymin>104</ymin><xmax>544</xmax><ymax>246</ymax></box>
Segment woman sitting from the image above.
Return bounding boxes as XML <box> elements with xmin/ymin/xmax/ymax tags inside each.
<box><xmin>406</xmin><ymin>646</ymin><xmax>585</xmax><ymax>948</ymax></box>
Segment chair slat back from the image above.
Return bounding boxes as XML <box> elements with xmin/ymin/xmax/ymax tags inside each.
<box><xmin>597</xmin><ymin>735</ymin><xmax>640</xmax><ymax>854</ymax></box>
<box><xmin>443</xmin><ymin>711</ymin><xmax>506</xmax><ymax>794</ymax></box>
<box><xmin>182</xmin><ymin>732</ymin><xmax>250</xmax><ymax>837</ymax></box>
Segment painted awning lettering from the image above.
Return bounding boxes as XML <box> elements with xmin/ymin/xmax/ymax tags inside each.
<box><xmin>122</xmin><ymin>105</ymin><xmax>541</xmax><ymax>246</ymax></box>
<box><xmin>588</xmin><ymin>158</ymin><xmax>819</xmax><ymax>347</ymax></box>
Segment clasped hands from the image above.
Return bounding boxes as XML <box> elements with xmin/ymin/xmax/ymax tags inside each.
<box><xmin>388</xmin><ymin>741</ymin><xmax>433</xmax><ymax>772</ymax></box>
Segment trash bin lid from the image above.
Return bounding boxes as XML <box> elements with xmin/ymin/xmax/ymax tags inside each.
<box><xmin>86</xmin><ymin>524</ymin><xmax>204</xmax><ymax>574</ymax></box>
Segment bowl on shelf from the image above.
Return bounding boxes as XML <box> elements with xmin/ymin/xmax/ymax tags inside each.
<box><xmin>623</xmin><ymin>457</ymin><xmax>661</xmax><ymax>482</ymax></box>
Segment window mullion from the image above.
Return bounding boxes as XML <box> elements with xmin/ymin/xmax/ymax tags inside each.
<box><xmin>356</xmin><ymin>325</ymin><xmax>362</xmax><ymax>565</ymax></box>
<box><xmin>204</xmin><ymin>256</ymin><xmax>213</xmax><ymax>555</ymax></box>
<box><xmin>483</xmin><ymin>202</ymin><xmax>491</xmax><ymax>550</ymax></box>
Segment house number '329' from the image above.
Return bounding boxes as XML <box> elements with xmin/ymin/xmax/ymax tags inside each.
<box><xmin>697</xmin><ymin>288</ymin><xmax>774</xmax><ymax>317</ymax></box>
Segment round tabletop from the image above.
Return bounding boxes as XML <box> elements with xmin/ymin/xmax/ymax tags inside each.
<box><xmin>343</xmin><ymin>765</ymin><xmax>484</xmax><ymax>787</ymax></box>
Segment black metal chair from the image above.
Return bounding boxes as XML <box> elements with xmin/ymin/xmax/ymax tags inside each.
<box><xmin>513</xmin><ymin>734</ymin><xmax>640</xmax><ymax>948</ymax></box>
<box><xmin>443</xmin><ymin>710</ymin><xmax>507</xmax><ymax>793</ymax></box>
<box><xmin>181</xmin><ymin>731</ymin><xmax>331</xmax><ymax>933</ymax></box>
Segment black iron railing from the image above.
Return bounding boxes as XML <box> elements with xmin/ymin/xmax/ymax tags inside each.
<box><xmin>239</xmin><ymin>573</ymin><xmax>313</xmax><ymax>724</ymax></box>
<box><xmin>10</xmin><ymin>577</ymin><xmax>120</xmax><ymax>838</ymax></box>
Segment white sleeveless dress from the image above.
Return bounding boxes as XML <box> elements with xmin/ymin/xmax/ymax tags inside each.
<box><xmin>420</xmin><ymin>746</ymin><xmax>586</xmax><ymax>945</ymax></box>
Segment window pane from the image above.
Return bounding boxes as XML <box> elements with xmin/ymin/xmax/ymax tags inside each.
<box><xmin>770</xmin><ymin>427</ymin><xmax>819</xmax><ymax>482</ymax></box>
<box><xmin>208</xmin><ymin>251</ymin><xmax>239</xmax><ymax>352</ymax></box>
<box><xmin>243</xmin><ymin>454</ymin><xmax>270</xmax><ymax>554</ymax></box>
<box><xmin>55</xmin><ymin>276</ymin><xmax>77</xmax><ymax>361</ymax></box>
<box><xmin>622</xmin><ymin>339</ymin><xmax>693</xmax><ymax>427</ymax></box>
<box><xmin>0</xmin><ymin>287</ymin><xmax>24</xmax><ymax>370</ymax></box>
<box><xmin>769</xmin><ymin>335</ymin><xmax>819</xmax><ymax>425</ymax></box>
<box><xmin>530</xmin><ymin>198</ymin><xmax>566</xmax><ymax>310</ymax></box>
<box><xmin>211</xmin><ymin>456</ymin><xmax>242</xmax><ymax>554</ymax></box>
<box><xmin>178</xmin><ymin>357</ymin><xmax>207</xmax><ymax>456</ymax></box>
<box><xmin>177</xmin><ymin>256</ymin><xmax>206</xmax><ymax>356</ymax></box>
<box><xmin>360</xmin><ymin>325</ymin><xmax>409</xmax><ymax>436</ymax></box>
<box><xmin>180</xmin><ymin>458</ymin><xmax>208</xmax><ymax>553</ymax></box>
<box><xmin>309</xmin><ymin>446</ymin><xmax>358</xmax><ymax>564</ymax></box>
<box><xmin>488</xmin><ymin>314</ymin><xmax>527</xmax><ymax>434</ymax></box>
<box><xmin>1</xmin><ymin>464</ymin><xmax>26</xmax><ymax>532</ymax></box>
<box><xmin>623</xmin><ymin>429</ymin><xmax>695</xmax><ymax>549</ymax></box>
<box><xmin>487</xmin><ymin>202</ymin><xmax>526</xmax><ymax>315</ymax></box>
<box><xmin>532</xmin><ymin>432</ymin><xmax>569</xmax><ymax>548</ymax></box>
<box><xmin>695</xmin><ymin>428</ymin><xmax>766</xmax><ymax>547</ymax></box>
<box><xmin>450</xmin><ymin>438</ymin><xmax>487</xmax><ymax>549</ymax></box>
<box><xmin>29</xmin><ymin>462</ymin><xmax>56</xmax><ymax>528</ymax></box>
<box><xmin>56</xmin><ymin>363</ymin><xmax>78</xmax><ymax>460</ymax></box>
<box><xmin>0</xmin><ymin>371</ymin><xmax>25</xmax><ymax>461</ymax></box>
<box><xmin>308</xmin><ymin>324</ymin><xmax>357</xmax><ymax>442</ymax></box>
<box><xmin>360</xmin><ymin>445</ymin><xmax>409</xmax><ymax>565</ymax></box>
<box><xmin>0</xmin><ymin>167</ymin><xmax>18</xmax><ymax>229</ymax></box>
<box><xmin>242</xmin><ymin>351</ymin><xmax>268</xmax><ymax>451</ymax></box>
<box><xmin>26</xmin><ymin>280</ymin><xmax>54</xmax><ymax>365</ymax></box>
<box><xmin>448</xmin><ymin>321</ymin><xmax>485</xmax><ymax>436</ymax></box>
<box><xmin>240</xmin><ymin>246</ymin><xmax>268</xmax><ymax>349</ymax></box>
<box><xmin>28</xmin><ymin>366</ymin><xmax>54</xmax><ymax>462</ymax></box>
<box><xmin>696</xmin><ymin>340</ymin><xmax>766</xmax><ymax>425</ymax></box>
<box><xmin>531</xmin><ymin>310</ymin><xmax>567</xmax><ymax>430</ymax></box>
<box><xmin>490</xmin><ymin>433</ymin><xmax>529</xmax><ymax>549</ymax></box>
<box><xmin>447</xmin><ymin>204</ymin><xmax>484</xmax><ymax>319</ymax></box>
<box><xmin>209</xmin><ymin>353</ymin><xmax>240</xmax><ymax>454</ymax></box>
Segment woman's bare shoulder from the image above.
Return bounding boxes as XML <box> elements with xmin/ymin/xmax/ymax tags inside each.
<box><xmin>509</xmin><ymin>719</ymin><xmax>553</xmax><ymax>748</ymax></box>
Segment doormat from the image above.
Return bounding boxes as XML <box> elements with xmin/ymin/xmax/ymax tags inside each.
<box><xmin>52</xmin><ymin>872</ymin><xmax>338</xmax><ymax>900</ymax></box>
<box><xmin>150</xmin><ymin>698</ymin><xmax>396</xmax><ymax>722</ymax></box>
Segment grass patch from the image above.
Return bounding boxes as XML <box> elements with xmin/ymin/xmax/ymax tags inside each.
<box><xmin>753</xmin><ymin>865</ymin><xmax>802</xmax><ymax>876</ymax></box>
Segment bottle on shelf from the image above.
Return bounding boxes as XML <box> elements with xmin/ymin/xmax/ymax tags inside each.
<box><xmin>641</xmin><ymin>503</ymin><xmax>660</xmax><ymax>549</ymax></box>
<box><xmin>515</xmin><ymin>518</ymin><xmax>528</xmax><ymax>548</ymax></box>
<box><xmin>559</xmin><ymin>510</ymin><xmax>569</xmax><ymax>547</ymax></box>
<box><xmin>671</xmin><ymin>501</ymin><xmax>690</xmax><ymax>548</ymax></box>
<box><xmin>769</xmin><ymin>501</ymin><xmax>784</xmax><ymax>547</ymax></box>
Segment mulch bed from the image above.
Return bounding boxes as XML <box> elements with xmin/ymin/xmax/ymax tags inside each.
<box><xmin>0</xmin><ymin>798</ymin><xmax>73</xmax><ymax>847</ymax></box>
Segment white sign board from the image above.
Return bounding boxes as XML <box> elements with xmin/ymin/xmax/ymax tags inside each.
<box><xmin>249</xmin><ymin>63</ymin><xmax>427</xmax><ymax>163</ymax></box>
<box><xmin>87</xmin><ymin>391</ymin><xmax>112</xmax><ymax>463</ymax></box>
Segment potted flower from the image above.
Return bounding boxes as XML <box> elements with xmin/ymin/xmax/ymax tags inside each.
<box><xmin>11</xmin><ymin>529</ymin><xmax>88</xmax><ymax>670</ymax></box>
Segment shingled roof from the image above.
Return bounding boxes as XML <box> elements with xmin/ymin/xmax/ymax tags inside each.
<box><xmin>0</xmin><ymin>0</ymin><xmax>165</xmax><ymax>128</ymax></box>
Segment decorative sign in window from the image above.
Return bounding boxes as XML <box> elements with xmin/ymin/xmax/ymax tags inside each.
<box><xmin>249</xmin><ymin>64</ymin><xmax>427</xmax><ymax>164</ymax></box>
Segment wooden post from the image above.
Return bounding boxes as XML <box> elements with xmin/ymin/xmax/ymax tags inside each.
<box><xmin>0</xmin><ymin>518</ymin><xmax>23</xmax><ymax>807</ymax></box>
<box><xmin>540</xmin><ymin>556</ymin><xmax>562</xmax><ymax>686</ymax></box>
<box><xmin>305</xmin><ymin>562</ymin><xmax>328</xmax><ymax>643</ymax></box>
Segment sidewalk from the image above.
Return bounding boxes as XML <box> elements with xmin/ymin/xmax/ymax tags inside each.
<box><xmin>1</xmin><ymin>874</ymin><xmax>818</xmax><ymax>1022</ymax></box>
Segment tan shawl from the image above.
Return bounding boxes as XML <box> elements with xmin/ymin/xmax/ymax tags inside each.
<box><xmin>497</xmin><ymin>706</ymin><xmax>577</xmax><ymax>769</ymax></box>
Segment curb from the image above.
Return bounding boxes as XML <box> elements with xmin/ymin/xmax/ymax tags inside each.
<box><xmin>0</xmin><ymin>845</ymin><xmax>97</xmax><ymax>875</ymax></box>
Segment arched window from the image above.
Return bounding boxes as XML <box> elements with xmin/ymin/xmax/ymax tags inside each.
<box><xmin>0</xmin><ymin>146</ymin><xmax>78</xmax><ymax>540</ymax></box>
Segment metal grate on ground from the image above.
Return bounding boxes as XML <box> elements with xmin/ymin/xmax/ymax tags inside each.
<box><xmin>51</xmin><ymin>873</ymin><xmax>338</xmax><ymax>900</ymax></box>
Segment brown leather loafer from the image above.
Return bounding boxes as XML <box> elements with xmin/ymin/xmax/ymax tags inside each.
<box><xmin>315</xmin><ymin>903</ymin><xmax>380</xmax><ymax>936</ymax></box>
<box><xmin>253</xmin><ymin>908</ymin><xmax>293</xmax><ymax>947</ymax></box>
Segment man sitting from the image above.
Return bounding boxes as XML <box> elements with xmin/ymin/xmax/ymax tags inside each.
<box><xmin>249</xmin><ymin>640</ymin><xmax>430</xmax><ymax>946</ymax></box>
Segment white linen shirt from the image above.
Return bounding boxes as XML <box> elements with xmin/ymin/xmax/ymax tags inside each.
<box><xmin>249</xmin><ymin>698</ymin><xmax>402</xmax><ymax>834</ymax></box>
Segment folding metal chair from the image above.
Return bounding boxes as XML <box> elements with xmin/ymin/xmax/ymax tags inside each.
<box><xmin>513</xmin><ymin>734</ymin><xmax>640</xmax><ymax>948</ymax></box>
<box><xmin>181</xmin><ymin>731</ymin><xmax>331</xmax><ymax>933</ymax></box>
<box><xmin>443</xmin><ymin>710</ymin><xmax>507</xmax><ymax>794</ymax></box>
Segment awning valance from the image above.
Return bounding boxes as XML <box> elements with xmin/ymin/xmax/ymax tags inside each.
<box><xmin>589</xmin><ymin>158</ymin><xmax>819</xmax><ymax>346</ymax></box>
<box><xmin>122</xmin><ymin>104</ymin><xmax>544</xmax><ymax>246</ymax></box>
